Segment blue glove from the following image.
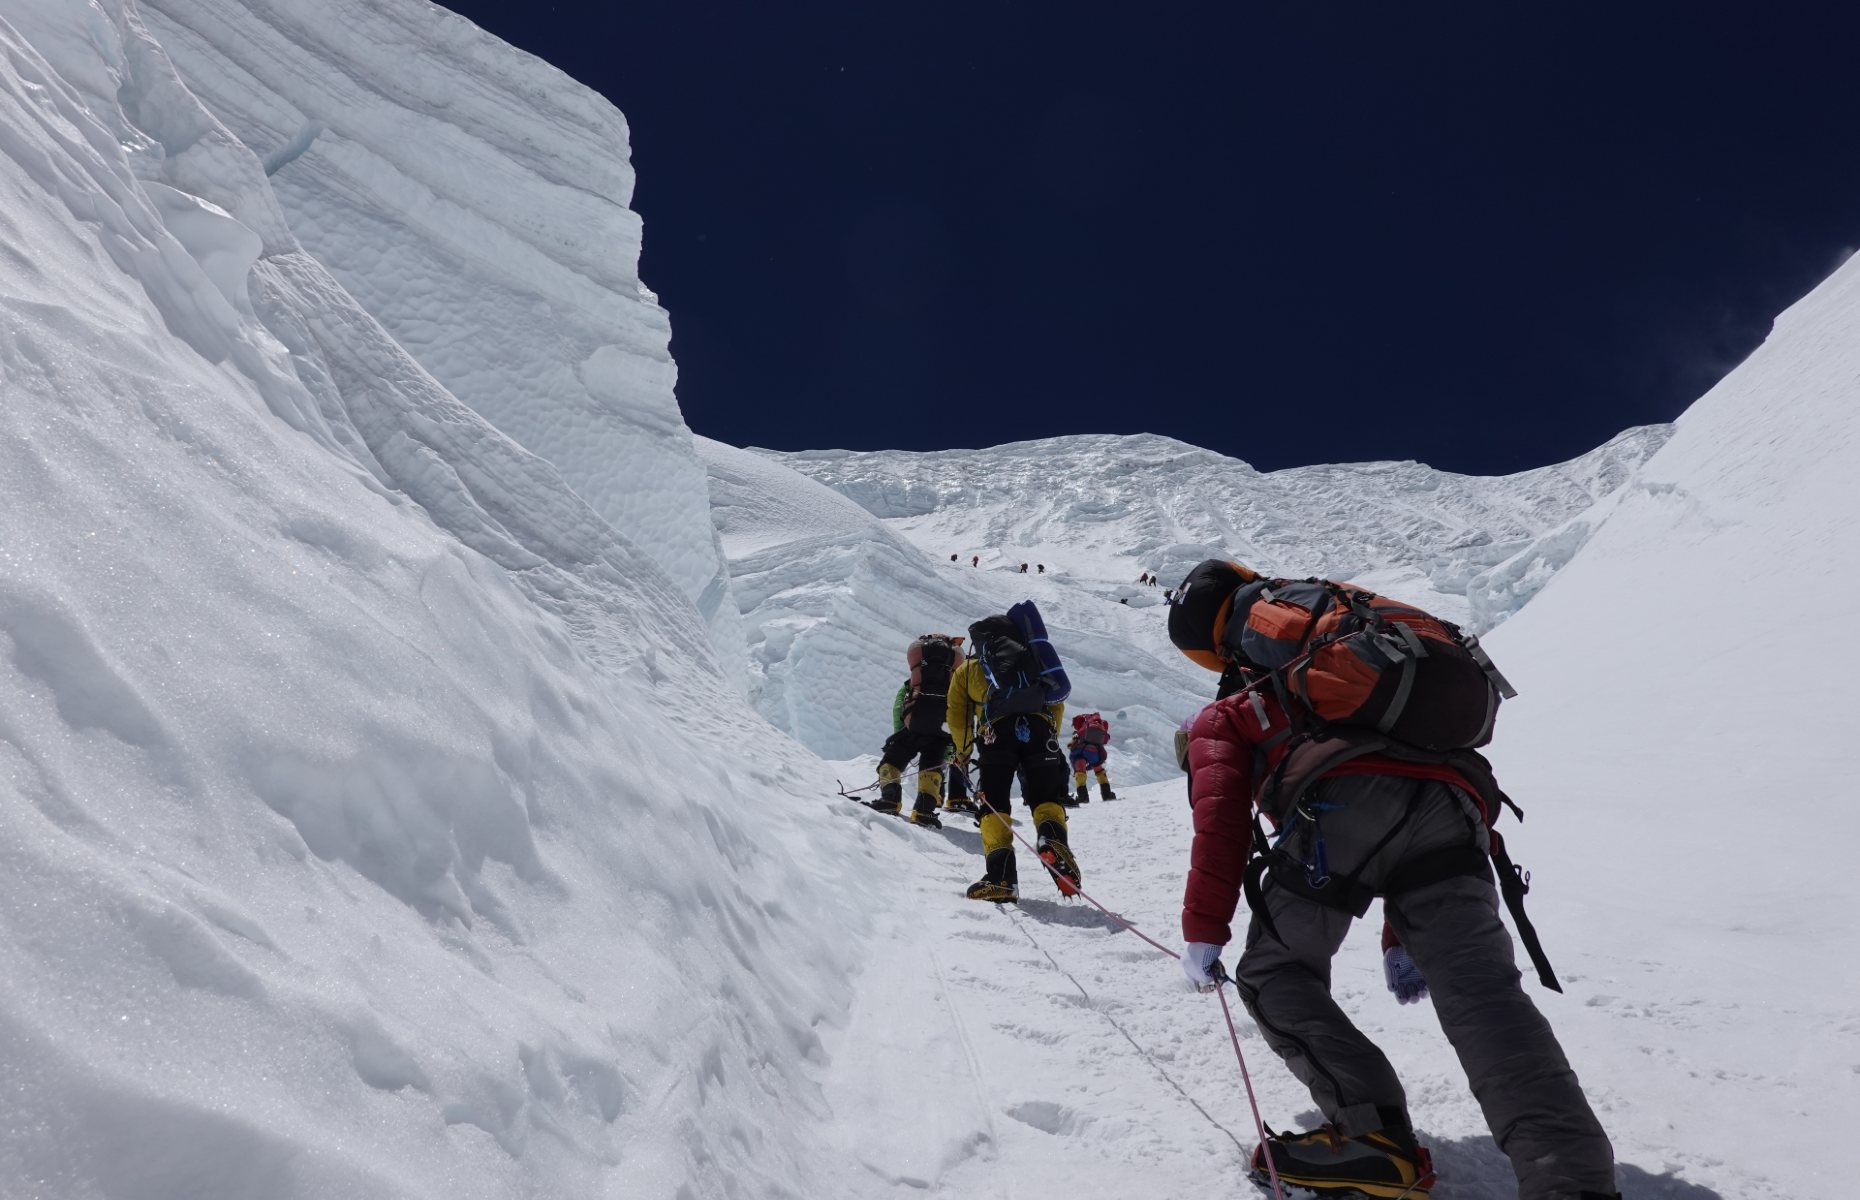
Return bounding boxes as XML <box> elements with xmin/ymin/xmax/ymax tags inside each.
<box><xmin>1383</xmin><ymin>945</ymin><xmax>1428</xmax><ymax>1005</ymax></box>
<box><xmin>1182</xmin><ymin>942</ymin><xmax>1225</xmax><ymax>991</ymax></box>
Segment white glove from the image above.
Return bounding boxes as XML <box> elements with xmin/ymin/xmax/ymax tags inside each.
<box><xmin>1181</xmin><ymin>942</ymin><xmax>1225</xmax><ymax>991</ymax></box>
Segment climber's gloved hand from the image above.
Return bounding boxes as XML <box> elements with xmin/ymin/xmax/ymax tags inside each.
<box><xmin>1181</xmin><ymin>942</ymin><xmax>1225</xmax><ymax>992</ymax></box>
<box><xmin>1383</xmin><ymin>944</ymin><xmax>1428</xmax><ymax>1005</ymax></box>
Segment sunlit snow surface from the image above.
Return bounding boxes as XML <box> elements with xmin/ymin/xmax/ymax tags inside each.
<box><xmin>0</xmin><ymin>5</ymin><xmax>846</xmax><ymax>1197</ymax></box>
<box><xmin>137</xmin><ymin>0</ymin><xmax>746</xmax><ymax>677</ymax></box>
<box><xmin>1</xmin><ymin>2</ymin><xmax>1851</xmax><ymax>1198</ymax></box>
<box><xmin>766</xmin><ymin>427</ymin><xmax>1671</xmax><ymax>635</ymax></box>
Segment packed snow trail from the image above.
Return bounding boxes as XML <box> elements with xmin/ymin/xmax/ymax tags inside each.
<box><xmin>820</xmin><ymin>780</ymin><xmax>1769</xmax><ymax>1199</ymax></box>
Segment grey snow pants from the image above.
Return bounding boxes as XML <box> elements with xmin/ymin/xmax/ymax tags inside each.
<box><xmin>1235</xmin><ymin>774</ymin><xmax>1617</xmax><ymax>1200</ymax></box>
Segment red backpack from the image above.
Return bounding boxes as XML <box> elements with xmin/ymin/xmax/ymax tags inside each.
<box><xmin>1071</xmin><ymin>712</ymin><xmax>1110</xmax><ymax>746</ymax></box>
<box><xmin>1170</xmin><ymin>560</ymin><xmax>1516</xmax><ymax>751</ymax></box>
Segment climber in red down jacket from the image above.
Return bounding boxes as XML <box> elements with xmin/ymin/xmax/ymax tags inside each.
<box><xmin>1182</xmin><ymin>684</ymin><xmax>1617</xmax><ymax>1200</ymax></box>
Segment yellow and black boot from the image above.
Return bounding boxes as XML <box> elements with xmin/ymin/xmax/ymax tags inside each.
<box><xmin>1032</xmin><ymin>803</ymin><xmax>1081</xmax><ymax>896</ymax></box>
<box><xmin>910</xmin><ymin>773</ymin><xmax>943</xmax><ymax>828</ymax></box>
<box><xmin>871</xmin><ymin>765</ymin><xmax>903</xmax><ymax>814</ymax></box>
<box><xmin>1068</xmin><ymin>770</ymin><xmax>1090</xmax><ymax>807</ymax></box>
<box><xmin>944</xmin><ymin>763</ymin><xmax>979</xmax><ymax>814</ymax></box>
<box><xmin>1249</xmin><ymin>1126</ymin><xmax>1434</xmax><ymax>1200</ymax></box>
<box><xmin>965</xmin><ymin>812</ymin><xmax>1018</xmax><ymax>901</ymax></box>
<box><xmin>1096</xmin><ymin>769</ymin><xmax>1117</xmax><ymax>802</ymax></box>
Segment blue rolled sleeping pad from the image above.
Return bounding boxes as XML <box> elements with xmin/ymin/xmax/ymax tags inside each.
<box><xmin>1008</xmin><ymin>599</ymin><xmax>1071</xmax><ymax>703</ymax></box>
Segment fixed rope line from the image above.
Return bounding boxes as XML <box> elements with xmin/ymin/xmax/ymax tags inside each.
<box><xmin>999</xmin><ymin>905</ymin><xmax>1251</xmax><ymax>1163</ymax></box>
<box><xmin>857</xmin><ymin>797</ymin><xmax>1253</xmax><ymax>1167</ymax></box>
<box><xmin>947</xmin><ymin>757</ymin><xmax>1286</xmax><ymax>1198</ymax></box>
<box><xmin>1214</xmin><ymin>965</ymin><xmax>1287</xmax><ymax>1200</ymax></box>
<box><xmin>836</xmin><ymin>758</ymin><xmax>954</xmax><ymax>798</ymax></box>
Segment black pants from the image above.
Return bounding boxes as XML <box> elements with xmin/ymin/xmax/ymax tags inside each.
<box><xmin>881</xmin><ymin>728</ymin><xmax>945</xmax><ymax>774</ymax></box>
<box><xmin>975</xmin><ymin>717</ymin><xmax>1068</xmax><ymax>815</ymax></box>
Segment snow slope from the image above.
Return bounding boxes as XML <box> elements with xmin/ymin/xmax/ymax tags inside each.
<box><xmin>136</xmin><ymin>0</ymin><xmax>745</xmax><ymax>675</ymax></box>
<box><xmin>768</xmin><ymin>427</ymin><xmax>1670</xmax><ymax>632</ymax></box>
<box><xmin>1480</xmin><ymin>247</ymin><xmax>1860</xmax><ymax>1199</ymax></box>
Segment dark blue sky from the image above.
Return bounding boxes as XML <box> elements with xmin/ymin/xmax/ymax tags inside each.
<box><xmin>440</xmin><ymin>1</ymin><xmax>1860</xmax><ymax>474</ymax></box>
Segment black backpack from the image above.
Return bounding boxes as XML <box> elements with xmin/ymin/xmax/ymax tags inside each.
<box><xmin>902</xmin><ymin>634</ymin><xmax>960</xmax><ymax>735</ymax></box>
<box><xmin>969</xmin><ymin>617</ymin><xmax>1048</xmax><ymax>724</ymax></box>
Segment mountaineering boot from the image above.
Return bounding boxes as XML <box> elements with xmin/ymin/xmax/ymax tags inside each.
<box><xmin>1098</xmin><ymin>781</ymin><xmax>1117</xmax><ymax>801</ymax></box>
<box><xmin>1071</xmin><ymin>784</ymin><xmax>1090</xmax><ymax>807</ymax></box>
<box><xmin>909</xmin><ymin>798</ymin><xmax>943</xmax><ymax>829</ymax></box>
<box><xmin>944</xmin><ymin>796</ymin><xmax>980</xmax><ymax>816</ymax></box>
<box><xmin>1034</xmin><ymin>817</ymin><xmax>1081</xmax><ymax>897</ymax></box>
<box><xmin>870</xmin><ymin>780</ymin><xmax>903</xmax><ymax>815</ymax></box>
<box><xmin>966</xmin><ymin>846</ymin><xmax>1018</xmax><ymax>903</ymax></box>
<box><xmin>1249</xmin><ymin>1126</ymin><xmax>1434</xmax><ymax>1200</ymax></box>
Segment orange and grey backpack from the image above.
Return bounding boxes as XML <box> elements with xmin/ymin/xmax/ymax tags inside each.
<box><xmin>1167</xmin><ymin>560</ymin><xmax>1516</xmax><ymax>751</ymax></box>
<box><xmin>902</xmin><ymin>634</ymin><xmax>963</xmax><ymax>735</ymax></box>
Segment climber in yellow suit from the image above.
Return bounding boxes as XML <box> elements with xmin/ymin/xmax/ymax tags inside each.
<box><xmin>948</xmin><ymin>615</ymin><xmax>1081</xmax><ymax>902</ymax></box>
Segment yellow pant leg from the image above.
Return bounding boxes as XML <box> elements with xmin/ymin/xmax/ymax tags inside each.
<box><xmin>1094</xmin><ymin>768</ymin><xmax>1110</xmax><ymax>785</ymax></box>
<box><xmin>978</xmin><ymin>811</ymin><xmax>1012</xmax><ymax>856</ymax></box>
<box><xmin>1073</xmin><ymin>768</ymin><xmax>1087</xmax><ymax>788</ymax></box>
<box><xmin>1031</xmin><ymin>801</ymin><xmax>1068</xmax><ymax>835</ymax></box>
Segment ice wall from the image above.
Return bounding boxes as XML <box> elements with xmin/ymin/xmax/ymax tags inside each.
<box><xmin>772</xmin><ymin>427</ymin><xmax>1671</xmax><ymax>633</ymax></box>
<box><xmin>136</xmin><ymin>0</ymin><xmax>746</xmax><ymax>676</ymax></box>
<box><xmin>0</xmin><ymin>5</ymin><xmax>856</xmax><ymax>1196</ymax></box>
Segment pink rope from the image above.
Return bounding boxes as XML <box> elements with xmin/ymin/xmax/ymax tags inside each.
<box><xmin>948</xmin><ymin>759</ymin><xmax>1284</xmax><ymax>1189</ymax></box>
<box><xmin>1217</xmin><ymin>974</ymin><xmax>1288</xmax><ymax>1200</ymax></box>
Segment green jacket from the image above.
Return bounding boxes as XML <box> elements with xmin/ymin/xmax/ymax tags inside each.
<box><xmin>892</xmin><ymin>680</ymin><xmax>910</xmax><ymax>732</ymax></box>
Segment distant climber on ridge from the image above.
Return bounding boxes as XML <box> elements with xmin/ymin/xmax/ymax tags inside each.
<box><xmin>1066</xmin><ymin>712</ymin><xmax>1117</xmax><ymax>805</ymax></box>
<box><xmin>971</xmin><ymin>555</ymin><xmax>979</xmax><ymax>567</ymax></box>
<box><xmin>949</xmin><ymin>603</ymin><xmax>1078</xmax><ymax>903</ymax></box>
<box><xmin>1167</xmin><ymin>560</ymin><xmax>1619</xmax><ymax>1200</ymax></box>
<box><xmin>1019</xmin><ymin>562</ymin><xmax>1029</xmax><ymax>574</ymax></box>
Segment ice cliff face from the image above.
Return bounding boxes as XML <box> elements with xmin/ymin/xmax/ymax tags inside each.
<box><xmin>0</xmin><ymin>4</ymin><xmax>842</xmax><ymax>1197</ymax></box>
<box><xmin>768</xmin><ymin>427</ymin><xmax>1672</xmax><ymax>634</ymax></box>
<box><xmin>137</xmin><ymin>0</ymin><xmax>745</xmax><ymax>675</ymax></box>
<box><xmin>716</xmin><ymin>428</ymin><xmax>1669</xmax><ymax>774</ymax></box>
